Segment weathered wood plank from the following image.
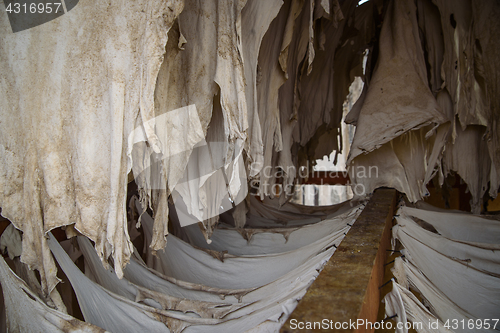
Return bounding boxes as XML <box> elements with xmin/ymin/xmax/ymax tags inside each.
<box><xmin>281</xmin><ymin>188</ymin><xmax>398</xmax><ymax>333</ymax></box>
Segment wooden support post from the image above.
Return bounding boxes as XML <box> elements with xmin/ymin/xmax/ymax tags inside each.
<box><xmin>281</xmin><ymin>188</ymin><xmax>398</xmax><ymax>332</ymax></box>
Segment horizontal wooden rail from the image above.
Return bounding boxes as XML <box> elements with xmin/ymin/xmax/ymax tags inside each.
<box><xmin>281</xmin><ymin>188</ymin><xmax>398</xmax><ymax>333</ymax></box>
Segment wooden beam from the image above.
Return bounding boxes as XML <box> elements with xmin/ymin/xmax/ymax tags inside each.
<box><xmin>281</xmin><ymin>188</ymin><xmax>398</xmax><ymax>332</ymax></box>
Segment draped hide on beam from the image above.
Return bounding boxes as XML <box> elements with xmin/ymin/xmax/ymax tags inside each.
<box><xmin>1</xmin><ymin>0</ymin><xmax>500</xmax><ymax>329</ymax></box>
